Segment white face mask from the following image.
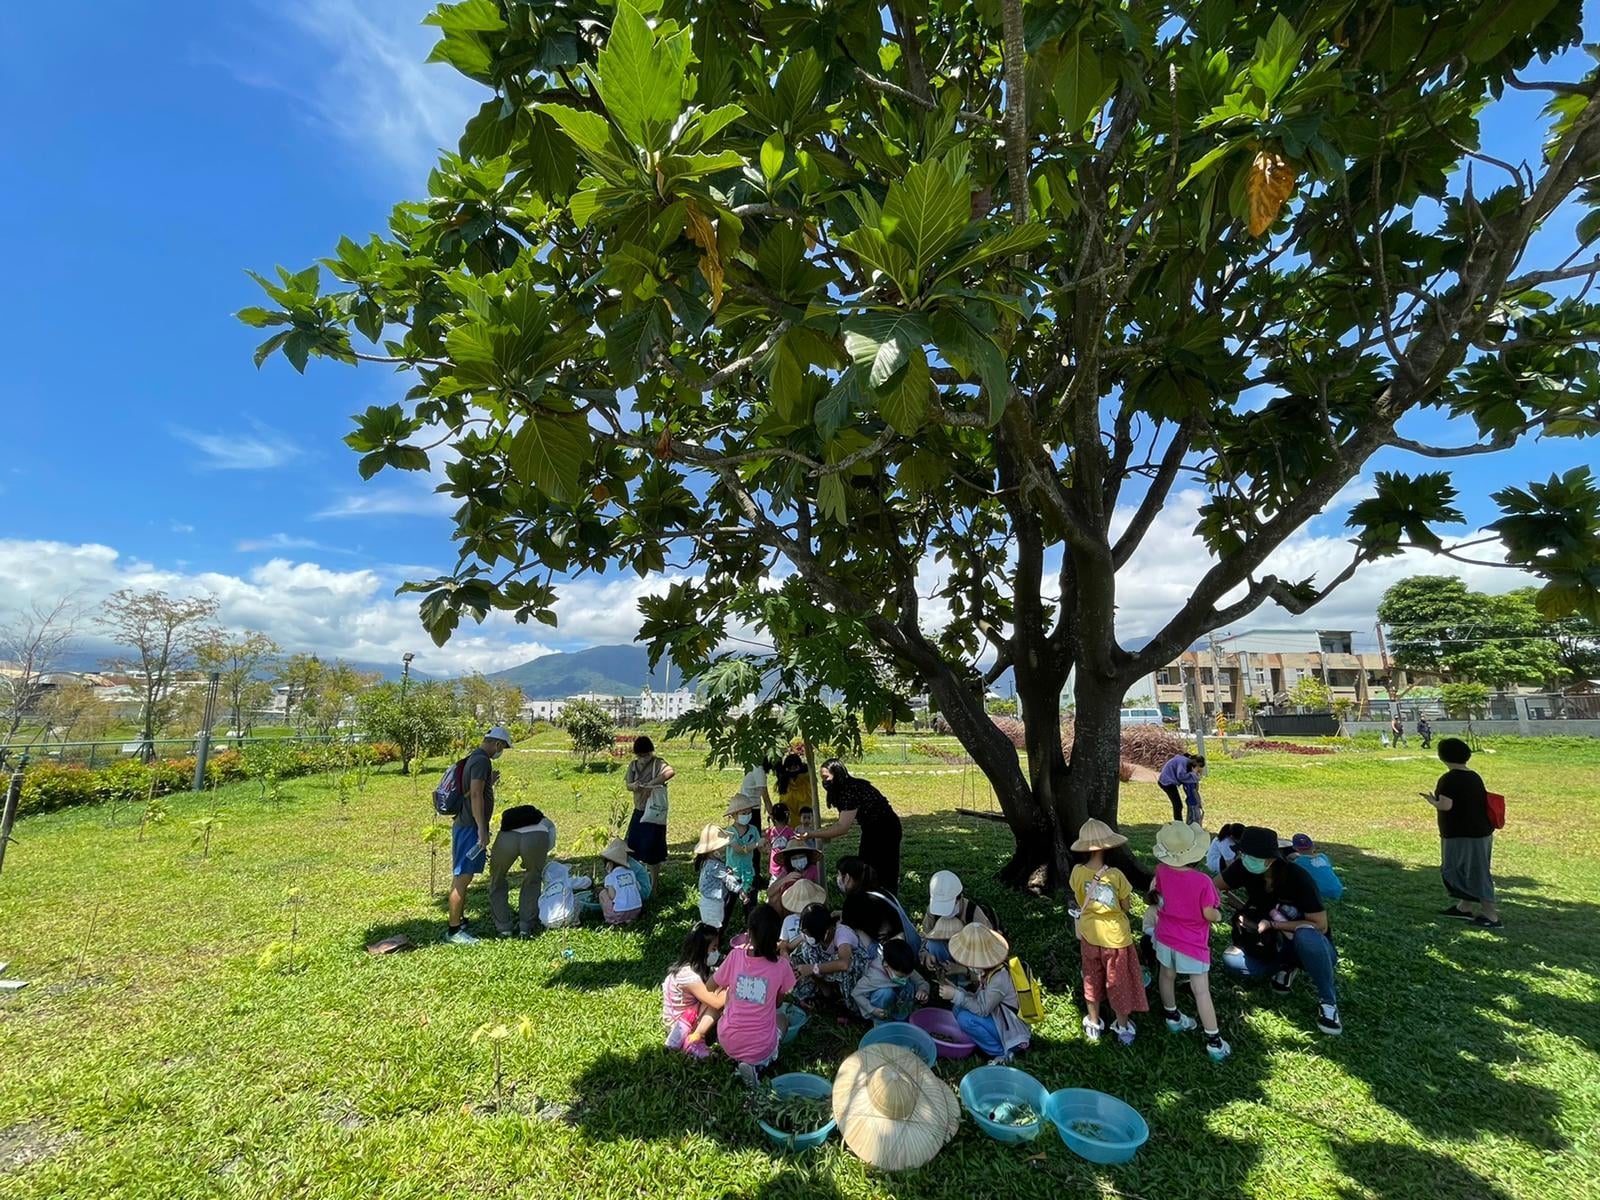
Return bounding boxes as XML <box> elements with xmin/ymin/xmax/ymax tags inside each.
<box><xmin>790</xmin><ymin>855</ymin><xmax>809</xmax><ymax>870</ymax></box>
<box><xmin>706</xmin><ymin>949</ymin><xmax>721</xmax><ymax>967</ymax></box>
<box><xmin>735</xmin><ymin>813</ymin><xmax>752</xmax><ymax>826</ymax></box>
<box><xmin>803</xmin><ymin>934</ymin><xmax>817</xmax><ymax>947</ymax></box>
<box><xmin>836</xmin><ymin>876</ymin><xmax>847</xmax><ymax>892</ymax></box>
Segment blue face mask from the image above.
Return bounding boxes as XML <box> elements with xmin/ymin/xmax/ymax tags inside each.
<box><xmin>1240</xmin><ymin>853</ymin><xmax>1272</xmax><ymax>875</ymax></box>
<box><xmin>790</xmin><ymin>856</ymin><xmax>809</xmax><ymax>870</ymax></box>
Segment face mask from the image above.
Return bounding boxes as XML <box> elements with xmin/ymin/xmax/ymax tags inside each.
<box><xmin>706</xmin><ymin>949</ymin><xmax>722</xmax><ymax>967</ymax></box>
<box><xmin>735</xmin><ymin>813</ymin><xmax>751</xmax><ymax>826</ymax></box>
<box><xmin>1240</xmin><ymin>853</ymin><xmax>1272</xmax><ymax>875</ymax></box>
<box><xmin>790</xmin><ymin>856</ymin><xmax>809</xmax><ymax>870</ymax></box>
<box><xmin>491</xmin><ymin>746</ymin><xmax>504</xmax><ymax>759</ymax></box>
<box><xmin>803</xmin><ymin>934</ymin><xmax>817</xmax><ymax>947</ymax></box>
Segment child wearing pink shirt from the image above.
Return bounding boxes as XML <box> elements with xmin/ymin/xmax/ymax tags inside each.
<box><xmin>710</xmin><ymin>905</ymin><xmax>796</xmax><ymax>1087</ymax></box>
<box><xmin>1150</xmin><ymin>821</ymin><xmax>1230</xmax><ymax>1061</ymax></box>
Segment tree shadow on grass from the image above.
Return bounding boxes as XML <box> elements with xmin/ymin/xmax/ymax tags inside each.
<box><xmin>1331</xmin><ymin>1138</ymin><xmax>1516</xmax><ymax>1200</ymax></box>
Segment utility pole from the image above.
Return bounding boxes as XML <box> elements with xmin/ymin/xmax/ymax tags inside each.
<box><xmin>1184</xmin><ymin>662</ymin><xmax>1206</xmax><ymax>757</ymax></box>
<box><xmin>1208</xmin><ymin>633</ymin><xmax>1230</xmax><ymax>749</ymax></box>
<box><xmin>400</xmin><ymin>652</ymin><xmax>415</xmax><ymax>699</ymax></box>
<box><xmin>1374</xmin><ymin>622</ymin><xmax>1392</xmax><ymax>720</ymax></box>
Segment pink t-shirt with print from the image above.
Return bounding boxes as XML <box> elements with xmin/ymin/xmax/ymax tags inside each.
<box><xmin>1153</xmin><ymin>862</ymin><xmax>1219</xmax><ymax>963</ymax></box>
<box><xmin>712</xmin><ymin>945</ymin><xmax>796</xmax><ymax>1066</ymax></box>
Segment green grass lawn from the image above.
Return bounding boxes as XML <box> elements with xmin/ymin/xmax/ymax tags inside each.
<box><xmin>1</xmin><ymin>739</ymin><xmax>1596</xmax><ymax>1198</ymax></box>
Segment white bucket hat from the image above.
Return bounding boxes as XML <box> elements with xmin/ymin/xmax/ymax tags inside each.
<box><xmin>485</xmin><ymin>725</ymin><xmax>513</xmax><ymax>747</ymax></box>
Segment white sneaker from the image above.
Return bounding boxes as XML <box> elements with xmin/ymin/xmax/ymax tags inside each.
<box><xmin>1165</xmin><ymin>1010</ymin><xmax>1197</xmax><ymax>1034</ymax></box>
<box><xmin>1205</xmin><ymin>1034</ymin><xmax>1232</xmax><ymax>1062</ymax></box>
<box><xmin>1082</xmin><ymin>1016</ymin><xmax>1105</xmax><ymax>1043</ymax></box>
<box><xmin>445</xmin><ymin>927</ymin><xmax>479</xmax><ymax>946</ymax></box>
<box><xmin>665</xmin><ymin>1024</ymin><xmax>686</xmax><ymax>1051</ymax></box>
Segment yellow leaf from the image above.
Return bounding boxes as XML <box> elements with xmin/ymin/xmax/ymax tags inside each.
<box><xmin>1246</xmin><ymin>148</ymin><xmax>1296</xmax><ymax>238</ymax></box>
<box><xmin>684</xmin><ymin>201</ymin><xmax>724</xmax><ymax>310</ymax></box>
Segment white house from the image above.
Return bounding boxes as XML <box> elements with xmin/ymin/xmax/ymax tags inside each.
<box><xmin>639</xmin><ymin>688</ymin><xmax>700</xmax><ymax>722</ymax></box>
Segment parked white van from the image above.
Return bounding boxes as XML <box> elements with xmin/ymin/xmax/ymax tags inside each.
<box><xmin>1119</xmin><ymin>707</ymin><xmax>1165</xmax><ymax>726</ymax></box>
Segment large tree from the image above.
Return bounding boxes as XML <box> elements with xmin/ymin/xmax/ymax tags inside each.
<box><xmin>1378</xmin><ymin>577</ymin><xmax>1565</xmax><ymax>688</ymax></box>
<box><xmin>0</xmin><ymin>596</ymin><xmax>82</xmax><ymax>744</ymax></box>
<box><xmin>197</xmin><ymin>631</ymin><xmax>280</xmax><ymax>737</ymax></box>
<box><xmin>97</xmin><ymin>589</ymin><xmax>219</xmax><ymax>753</ymax></box>
<box><xmin>245</xmin><ymin>1</ymin><xmax>1600</xmax><ymax>883</ymax></box>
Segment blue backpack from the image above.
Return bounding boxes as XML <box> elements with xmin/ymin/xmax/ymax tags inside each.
<box><xmin>431</xmin><ymin>754</ymin><xmax>473</xmax><ymax>816</ymax></box>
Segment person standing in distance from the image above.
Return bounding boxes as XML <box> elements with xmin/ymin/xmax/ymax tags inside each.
<box><xmin>447</xmin><ymin>726</ymin><xmax>513</xmax><ymax>945</ymax></box>
<box><xmin>1157</xmin><ymin>752</ymin><xmax>1206</xmax><ymax>824</ymax></box>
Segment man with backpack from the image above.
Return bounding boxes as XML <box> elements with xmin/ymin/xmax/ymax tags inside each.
<box><xmin>445</xmin><ymin>726</ymin><xmax>513</xmax><ymax>945</ymax></box>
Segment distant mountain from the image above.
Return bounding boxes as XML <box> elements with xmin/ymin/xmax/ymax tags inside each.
<box><xmin>486</xmin><ymin>644</ymin><xmax>673</xmax><ymax>698</ymax></box>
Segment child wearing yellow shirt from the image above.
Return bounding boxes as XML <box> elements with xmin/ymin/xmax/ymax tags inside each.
<box><xmin>1068</xmin><ymin>819</ymin><xmax>1148</xmax><ymax>1045</ymax></box>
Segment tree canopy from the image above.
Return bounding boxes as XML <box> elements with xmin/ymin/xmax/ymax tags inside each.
<box><xmin>245</xmin><ymin>0</ymin><xmax>1600</xmax><ymax>881</ymax></box>
<box><xmin>1378</xmin><ymin>575</ymin><xmax>1574</xmax><ymax>688</ymax></box>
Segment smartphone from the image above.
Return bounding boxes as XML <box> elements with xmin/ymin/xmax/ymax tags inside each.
<box><xmin>1418</xmin><ymin>791</ymin><xmax>1436</xmax><ymax>802</ymax></box>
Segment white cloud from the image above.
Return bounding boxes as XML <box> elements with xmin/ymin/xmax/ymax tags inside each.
<box><xmin>171</xmin><ymin>423</ymin><xmax>299</xmax><ymax>470</ymax></box>
<box><xmin>235</xmin><ymin>532</ymin><xmax>347</xmax><ymax>554</ymax></box>
<box><xmin>170</xmin><ymin>522</ymin><xmax>196</xmax><ymax>535</ymax></box>
<box><xmin>231</xmin><ymin>0</ymin><xmax>485</xmax><ymax>180</ymax></box>
<box><xmin>0</xmin><ymin>540</ymin><xmax>681</xmax><ymax>677</ymax></box>
<box><xmin>313</xmin><ymin>485</ymin><xmax>455</xmax><ymax>520</ymax></box>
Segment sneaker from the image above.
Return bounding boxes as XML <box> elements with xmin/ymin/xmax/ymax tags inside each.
<box><xmin>1082</xmin><ymin>1017</ymin><xmax>1105</xmax><ymax>1043</ymax></box>
<box><xmin>1113</xmin><ymin>1022</ymin><xmax>1136</xmax><ymax>1046</ymax></box>
<box><xmin>735</xmin><ymin>1062</ymin><xmax>759</xmax><ymax>1089</ymax></box>
<box><xmin>665</xmin><ymin>1024</ymin><xmax>686</xmax><ymax>1052</ymax></box>
<box><xmin>497</xmin><ymin>929</ymin><xmax>515</xmax><ymax>939</ymax></box>
<box><xmin>444</xmin><ymin>927</ymin><xmax>479</xmax><ymax>946</ymax></box>
<box><xmin>1439</xmin><ymin>906</ymin><xmax>1474</xmax><ymax>920</ymax></box>
<box><xmin>1165</xmin><ymin>1010</ymin><xmax>1197</xmax><ymax>1034</ymax></box>
<box><xmin>1271</xmin><ymin>967</ymin><xmax>1300</xmax><ymax>994</ymax></box>
<box><xmin>1205</xmin><ymin>1034</ymin><xmax>1231</xmax><ymax>1062</ymax></box>
<box><xmin>1317</xmin><ymin>1003</ymin><xmax>1343</xmax><ymax>1035</ymax></box>
<box><xmin>1470</xmin><ymin>916</ymin><xmax>1504</xmax><ymax>931</ymax></box>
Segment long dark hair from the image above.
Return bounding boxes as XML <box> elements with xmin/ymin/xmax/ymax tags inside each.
<box><xmin>836</xmin><ymin>856</ymin><xmax>876</xmax><ymax>893</ymax></box>
<box><xmin>821</xmin><ymin>757</ymin><xmax>852</xmax><ymax>807</ymax></box>
<box><xmin>842</xmin><ymin>891</ymin><xmax>898</xmax><ymax>942</ymax></box>
<box><xmin>673</xmin><ymin>923</ymin><xmax>721</xmax><ymax>981</ymax></box>
<box><xmin>775</xmin><ymin>752</ymin><xmax>807</xmax><ymax>796</ymax></box>
<box><xmin>747</xmin><ymin>904</ymin><xmax>782</xmax><ymax>961</ymax></box>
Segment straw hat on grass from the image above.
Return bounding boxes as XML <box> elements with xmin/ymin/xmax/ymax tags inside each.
<box><xmin>833</xmin><ymin>1043</ymin><xmax>960</xmax><ymax>1170</ymax></box>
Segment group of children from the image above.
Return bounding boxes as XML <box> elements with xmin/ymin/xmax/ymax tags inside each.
<box><xmin>661</xmin><ymin>766</ymin><xmax>1031</xmax><ymax>1084</ymax></box>
<box><xmin>1069</xmin><ymin>818</ymin><xmax>1343</xmax><ymax>1062</ymax></box>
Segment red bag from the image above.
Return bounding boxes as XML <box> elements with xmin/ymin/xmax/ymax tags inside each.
<box><xmin>1485</xmin><ymin>792</ymin><xmax>1506</xmax><ymax>830</ymax></box>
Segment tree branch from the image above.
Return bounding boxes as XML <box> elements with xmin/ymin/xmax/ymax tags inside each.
<box><xmin>852</xmin><ymin>67</ymin><xmax>1000</xmax><ymax>128</ymax></box>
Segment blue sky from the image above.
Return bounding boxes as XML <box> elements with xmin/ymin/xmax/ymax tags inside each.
<box><xmin>0</xmin><ymin>1</ymin><xmax>1592</xmax><ymax>672</ymax></box>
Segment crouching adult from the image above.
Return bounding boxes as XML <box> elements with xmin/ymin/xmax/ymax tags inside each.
<box><xmin>1219</xmin><ymin>825</ymin><xmax>1343</xmax><ymax>1036</ymax></box>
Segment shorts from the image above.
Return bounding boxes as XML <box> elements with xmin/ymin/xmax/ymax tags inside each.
<box><xmin>1154</xmin><ymin>941</ymin><xmax>1210</xmax><ymax>975</ymax></box>
<box><xmin>627</xmin><ymin>810</ymin><xmax>668</xmax><ymax>865</ymax></box>
<box><xmin>451</xmin><ymin>821</ymin><xmax>486</xmax><ymax>877</ymax></box>
<box><xmin>1079</xmin><ymin>941</ymin><xmax>1149</xmax><ymax>1014</ymax></box>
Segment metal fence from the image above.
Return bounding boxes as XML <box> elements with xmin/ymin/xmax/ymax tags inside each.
<box><xmin>0</xmin><ymin>734</ymin><xmax>351</xmax><ymax>770</ymax></box>
<box><xmin>1341</xmin><ymin>693</ymin><xmax>1600</xmax><ymax>722</ymax></box>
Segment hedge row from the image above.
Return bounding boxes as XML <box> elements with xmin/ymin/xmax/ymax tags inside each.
<box><xmin>15</xmin><ymin>741</ymin><xmax>403</xmax><ymax>819</ymax></box>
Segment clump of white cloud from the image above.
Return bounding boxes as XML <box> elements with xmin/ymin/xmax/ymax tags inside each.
<box><xmin>171</xmin><ymin>422</ymin><xmax>299</xmax><ymax>470</ymax></box>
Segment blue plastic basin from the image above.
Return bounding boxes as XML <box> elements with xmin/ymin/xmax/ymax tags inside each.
<box><xmin>959</xmin><ymin>1065</ymin><xmax>1050</xmax><ymax>1144</ymax></box>
<box><xmin>756</xmin><ymin>1072</ymin><xmax>836</xmax><ymax>1152</ymax></box>
<box><xmin>1044</xmin><ymin>1088</ymin><xmax>1150</xmax><ymax>1164</ymax></box>
<box><xmin>860</xmin><ymin>1020</ymin><xmax>937</xmax><ymax>1066</ymax></box>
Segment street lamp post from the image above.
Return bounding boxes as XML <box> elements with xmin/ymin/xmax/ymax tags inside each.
<box><xmin>401</xmin><ymin>652</ymin><xmax>415</xmax><ymax>699</ymax></box>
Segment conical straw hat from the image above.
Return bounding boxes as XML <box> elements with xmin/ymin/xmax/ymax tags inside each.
<box><xmin>948</xmin><ymin>922</ymin><xmax>1009</xmax><ymax>970</ymax></box>
<box><xmin>724</xmin><ymin>793</ymin><xmax>759</xmax><ymax>816</ymax></box>
<box><xmin>600</xmin><ymin>837</ymin><xmax>630</xmax><ymax>867</ymax></box>
<box><xmin>1071</xmin><ymin>817</ymin><xmax>1128</xmax><ymax>852</ymax></box>
<box><xmin>692</xmin><ymin>824</ymin><xmax>729</xmax><ymax>857</ymax></box>
<box><xmin>929</xmin><ymin>915</ymin><xmax>965</xmax><ymax>940</ymax></box>
<box><xmin>832</xmin><ymin>1043</ymin><xmax>959</xmax><ymax>1170</ymax></box>
<box><xmin>779</xmin><ymin>879</ymin><xmax>827</xmax><ymax>914</ymax></box>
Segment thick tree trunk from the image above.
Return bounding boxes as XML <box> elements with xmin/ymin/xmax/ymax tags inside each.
<box><xmin>923</xmin><ymin>668</ymin><xmax>1051</xmax><ymax>884</ymax></box>
<box><xmin>1063</xmin><ymin>674</ymin><xmax>1153</xmax><ymax>889</ymax></box>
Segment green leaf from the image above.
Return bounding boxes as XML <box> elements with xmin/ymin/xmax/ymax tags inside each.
<box><xmin>816</xmin><ymin>369</ymin><xmax>861</xmax><ymax>440</ymax></box>
<box><xmin>1179</xmin><ymin>140</ymin><xmax>1243</xmax><ymax>191</ymax></box>
<box><xmin>1249</xmin><ymin>14</ymin><xmax>1300</xmax><ymax>105</ymax></box>
<box><xmin>592</xmin><ymin>1</ymin><xmax>690</xmax><ymax>151</ymax></box>
<box><xmin>252</xmin><ymin>331</ymin><xmax>289</xmax><ymax>368</ymax></box>
<box><xmin>837</xmin><ymin>226</ymin><xmax>916</xmax><ymax>292</ymax></box>
<box><xmin>761</xmin><ymin>133</ymin><xmax>786</xmax><ymax>187</ymax></box>
<box><xmin>539</xmin><ymin>104</ymin><xmax>618</xmax><ymax>163</ymax></box>
<box><xmin>843</xmin><ymin>312</ymin><xmax>932</xmax><ymax>388</ymax></box>
<box><xmin>1054</xmin><ymin>34</ymin><xmax>1105</xmax><ymax>129</ymax></box>
<box><xmin>882</xmin><ymin>159</ymin><xmax>971</xmax><ymax>277</ymax></box>
<box><xmin>875</xmin><ymin>347</ymin><xmax>930</xmax><ymax>434</ymax></box>
<box><xmin>1025</xmin><ymin>6</ymin><xmax>1082</xmax><ymax>54</ymax></box>
<box><xmin>817</xmin><ymin>473</ymin><xmax>848</xmax><ymax>524</ymax></box>
<box><xmin>236</xmin><ymin>307</ymin><xmax>287</xmax><ymax>328</ymax></box>
<box><xmin>605</xmin><ymin>305</ymin><xmax>665</xmax><ymax>383</ymax></box>
<box><xmin>770</xmin><ymin>339</ymin><xmax>802</xmax><ymax>419</ymax></box>
<box><xmin>508</xmin><ymin>413</ymin><xmax>589</xmax><ymax>503</ymax></box>
<box><xmin>426</xmin><ymin>31</ymin><xmax>494</xmax><ymax>82</ymax></box>
<box><xmin>685</xmin><ymin>104</ymin><xmax>745</xmax><ymax>149</ymax></box>
<box><xmin>423</xmin><ymin>0</ymin><xmax>506</xmax><ymax>34</ymax></box>
<box><xmin>936</xmin><ymin>222</ymin><xmax>1050</xmax><ymax>280</ymax></box>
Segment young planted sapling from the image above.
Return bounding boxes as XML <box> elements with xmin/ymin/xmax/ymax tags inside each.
<box><xmin>421</xmin><ymin>823</ymin><xmax>448</xmax><ymax>896</ymax></box>
<box><xmin>138</xmin><ymin>795</ymin><xmax>168</xmax><ymax>842</ymax></box>
<box><xmin>259</xmin><ymin>884</ymin><xmax>306</xmax><ymax>974</ymax></box>
<box><xmin>469</xmin><ymin>1016</ymin><xmax>532</xmax><ymax>1112</ymax></box>
<box><xmin>191</xmin><ymin>814</ymin><xmax>221</xmax><ymax>861</ymax></box>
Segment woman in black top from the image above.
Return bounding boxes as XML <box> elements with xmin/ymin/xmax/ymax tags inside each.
<box><xmin>809</xmin><ymin>759</ymin><xmax>903</xmax><ymax>895</ymax></box>
<box><xmin>1423</xmin><ymin>737</ymin><xmax>1501</xmax><ymax>928</ymax></box>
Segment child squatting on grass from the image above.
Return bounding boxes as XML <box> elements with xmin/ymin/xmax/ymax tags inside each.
<box><xmin>710</xmin><ymin>904</ymin><xmax>796</xmax><ymax>1087</ymax></box>
<box><xmin>1068</xmin><ymin>819</ymin><xmax>1149</xmax><ymax>1045</ymax></box>
<box><xmin>1151</xmin><ymin>821</ymin><xmax>1231</xmax><ymax>1062</ymax></box>
<box><xmin>663</xmin><ymin>924</ymin><xmax>723</xmax><ymax>1060</ymax></box>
